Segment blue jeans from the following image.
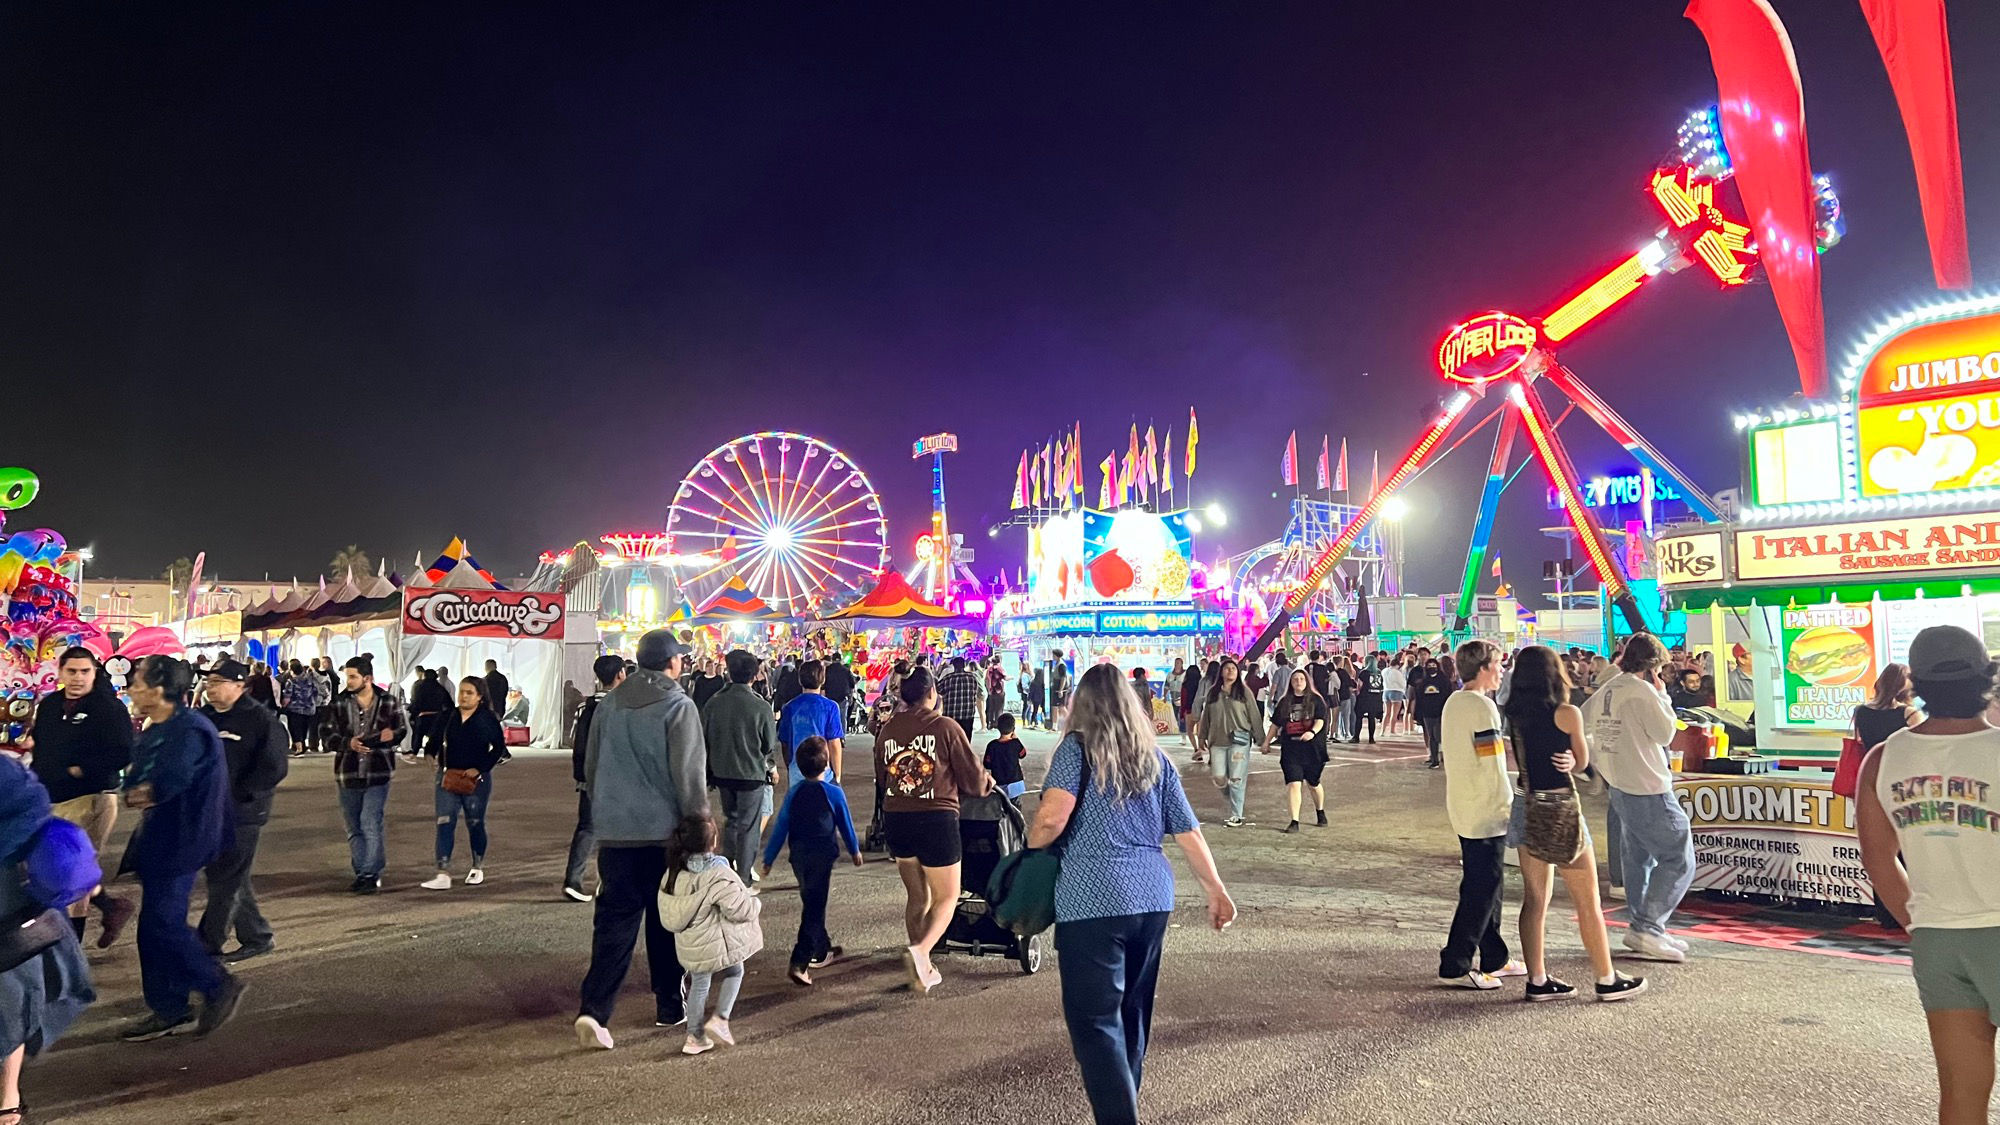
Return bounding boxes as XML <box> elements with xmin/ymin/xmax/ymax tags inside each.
<box><xmin>1210</xmin><ymin>737</ymin><xmax>1251</xmax><ymax>820</ymax></box>
<box><xmin>1056</xmin><ymin>910</ymin><xmax>1171</xmax><ymax>1125</ymax></box>
<box><xmin>685</xmin><ymin>962</ymin><xmax>744</xmax><ymax>1042</ymax></box>
<box><xmin>436</xmin><ymin>774</ymin><xmax>492</xmax><ymax>867</ymax></box>
<box><xmin>138</xmin><ymin>870</ymin><xmax>228</xmax><ymax>1022</ymax></box>
<box><xmin>1607</xmin><ymin>787</ymin><xmax>1694</xmax><ymax>936</ymax></box>
<box><xmin>338</xmin><ymin>783</ymin><xmax>389</xmax><ymax>878</ymax></box>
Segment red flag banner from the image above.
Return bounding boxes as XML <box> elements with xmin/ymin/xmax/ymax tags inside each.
<box><xmin>1316</xmin><ymin>435</ymin><xmax>1331</xmax><ymax>490</ymax></box>
<box><xmin>1334</xmin><ymin>438</ymin><xmax>1349</xmax><ymax>491</ymax></box>
<box><xmin>403</xmin><ymin>587</ymin><xmax>566</xmax><ymax>639</ymax></box>
<box><xmin>1280</xmin><ymin>431</ymin><xmax>1299</xmax><ymax>487</ymax></box>
<box><xmin>1011</xmin><ymin>451</ymin><xmax>1029</xmax><ymax>510</ymax></box>
<box><xmin>1860</xmin><ymin>0</ymin><xmax>1971</xmax><ymax>289</ymax></box>
<box><xmin>1686</xmin><ymin>0</ymin><xmax>1828</xmax><ymax>397</ymax></box>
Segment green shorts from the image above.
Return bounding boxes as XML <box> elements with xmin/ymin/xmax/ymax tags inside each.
<box><xmin>1910</xmin><ymin>926</ymin><xmax>2000</xmax><ymax>1019</ymax></box>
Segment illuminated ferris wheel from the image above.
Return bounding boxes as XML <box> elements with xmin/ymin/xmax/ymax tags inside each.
<box><xmin>666</xmin><ymin>432</ymin><xmax>891</xmax><ymax>618</ymax></box>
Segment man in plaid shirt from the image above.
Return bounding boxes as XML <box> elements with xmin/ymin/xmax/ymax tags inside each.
<box><xmin>937</xmin><ymin>656</ymin><xmax>982</xmax><ymax>739</ymax></box>
<box><xmin>326</xmin><ymin>656</ymin><xmax>407</xmax><ymax>893</ymax></box>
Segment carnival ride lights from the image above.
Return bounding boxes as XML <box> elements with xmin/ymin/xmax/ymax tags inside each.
<box><xmin>666</xmin><ymin>432</ymin><xmax>891</xmax><ymax>619</ymax></box>
<box><xmin>1245</xmin><ymin>107</ymin><xmax>1844</xmax><ymax>658</ymax></box>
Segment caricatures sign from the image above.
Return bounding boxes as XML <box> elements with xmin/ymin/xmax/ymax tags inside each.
<box><xmin>401</xmin><ymin>588</ymin><xmax>565</xmax><ymax>640</ymax></box>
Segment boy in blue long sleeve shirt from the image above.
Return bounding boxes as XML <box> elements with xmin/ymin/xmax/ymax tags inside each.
<box><xmin>760</xmin><ymin>738</ymin><xmax>860</xmax><ymax>985</ymax></box>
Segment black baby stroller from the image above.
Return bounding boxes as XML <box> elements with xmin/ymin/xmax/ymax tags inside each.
<box><xmin>937</xmin><ymin>791</ymin><xmax>1046</xmax><ymax>973</ymax></box>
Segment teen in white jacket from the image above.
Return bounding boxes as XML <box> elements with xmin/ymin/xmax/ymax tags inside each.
<box><xmin>1585</xmin><ymin>635</ymin><xmax>1692</xmax><ymax>964</ymax></box>
<box><xmin>658</xmin><ymin>816</ymin><xmax>764</xmax><ymax>1054</ymax></box>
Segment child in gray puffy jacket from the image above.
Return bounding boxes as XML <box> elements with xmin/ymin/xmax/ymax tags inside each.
<box><xmin>658</xmin><ymin>812</ymin><xmax>763</xmax><ymax>1055</ymax></box>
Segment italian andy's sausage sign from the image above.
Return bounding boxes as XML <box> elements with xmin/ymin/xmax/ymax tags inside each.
<box><xmin>402</xmin><ymin>588</ymin><xmax>566</xmax><ymax>639</ymax></box>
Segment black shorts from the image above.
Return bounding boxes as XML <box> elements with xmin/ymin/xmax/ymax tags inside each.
<box><xmin>884</xmin><ymin>809</ymin><xmax>962</xmax><ymax>867</ymax></box>
<box><xmin>1280</xmin><ymin>743</ymin><xmax>1327</xmax><ymax>786</ymax></box>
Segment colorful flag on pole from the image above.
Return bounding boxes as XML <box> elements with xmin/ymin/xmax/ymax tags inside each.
<box><xmin>1316</xmin><ymin>435</ymin><xmax>1331</xmax><ymax>490</ymax></box>
<box><xmin>1162</xmin><ymin>428</ymin><xmax>1174</xmax><ymax>494</ymax></box>
<box><xmin>1143</xmin><ymin>426</ymin><xmax>1158</xmax><ymax>488</ymax></box>
<box><xmin>1491</xmin><ymin>552</ymin><xmax>1504</xmax><ymax>579</ymax></box>
<box><xmin>1185</xmin><ymin>407</ymin><xmax>1199</xmax><ymax>478</ymax></box>
<box><xmin>1099</xmin><ymin>451</ymin><xmax>1116</xmax><ymax>508</ymax></box>
<box><xmin>1371</xmin><ymin>449</ymin><xmax>1380</xmax><ymax>496</ymax></box>
<box><xmin>1030</xmin><ymin>448</ymin><xmax>1042</xmax><ymax>506</ymax></box>
<box><xmin>1011</xmin><ymin>451</ymin><xmax>1028</xmax><ymax>509</ymax></box>
<box><xmin>1281</xmin><ymin>431</ymin><xmax>1299</xmax><ymax>487</ymax></box>
<box><xmin>1072</xmin><ymin>423</ymin><xmax>1084</xmax><ymax>503</ymax></box>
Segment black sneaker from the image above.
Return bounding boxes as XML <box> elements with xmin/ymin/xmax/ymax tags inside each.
<box><xmin>348</xmin><ymin>875</ymin><xmax>370</xmax><ymax>893</ymax></box>
<box><xmin>221</xmin><ymin>943</ymin><xmax>274</xmax><ymax>964</ymax></box>
<box><xmin>1595</xmin><ymin>973</ymin><xmax>1648</xmax><ymax>1002</ymax></box>
<box><xmin>1525</xmin><ymin>977</ymin><xmax>1576</xmax><ymax>1003</ymax></box>
<box><xmin>121</xmin><ymin>1013</ymin><xmax>196</xmax><ymax>1042</ymax></box>
<box><xmin>1315</xmin><ymin>810</ymin><xmax>1328</xmax><ymax>826</ymax></box>
<box><xmin>1284</xmin><ymin>820</ymin><xmax>1300</xmax><ymax>834</ymax></box>
<box><xmin>356</xmin><ymin>876</ymin><xmax>381</xmax><ymax>895</ymax></box>
<box><xmin>654</xmin><ymin>1011</ymin><xmax>687</xmax><ymax>1028</ymax></box>
<box><xmin>196</xmin><ymin>975</ymin><xmax>247</xmax><ymax>1036</ymax></box>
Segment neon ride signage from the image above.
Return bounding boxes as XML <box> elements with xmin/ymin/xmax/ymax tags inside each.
<box><xmin>402</xmin><ymin>588</ymin><xmax>567</xmax><ymax>639</ymax></box>
<box><xmin>1436</xmin><ymin>312</ymin><xmax>1539</xmax><ymax>384</ymax></box>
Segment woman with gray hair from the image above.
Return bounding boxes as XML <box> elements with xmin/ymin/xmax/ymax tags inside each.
<box><xmin>1026</xmin><ymin>663</ymin><xmax>1235</xmax><ymax>1125</ymax></box>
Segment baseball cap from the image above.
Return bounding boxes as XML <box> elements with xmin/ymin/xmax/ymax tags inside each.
<box><xmin>203</xmin><ymin>657</ymin><xmax>250</xmax><ymax>682</ymax></box>
<box><xmin>1907</xmin><ymin>625</ymin><xmax>1992</xmax><ymax>682</ymax></box>
<box><xmin>635</xmin><ymin>628</ymin><xmax>691</xmax><ymax>670</ymax></box>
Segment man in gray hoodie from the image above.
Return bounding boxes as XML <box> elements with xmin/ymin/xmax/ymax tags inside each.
<box><xmin>574</xmin><ymin>629</ymin><xmax>709</xmax><ymax>1050</ymax></box>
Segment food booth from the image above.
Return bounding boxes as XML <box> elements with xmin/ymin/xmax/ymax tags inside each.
<box><xmin>1653</xmin><ymin>296</ymin><xmax>2000</xmax><ymax>907</ymax></box>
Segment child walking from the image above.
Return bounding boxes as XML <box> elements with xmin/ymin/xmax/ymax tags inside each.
<box><xmin>983</xmin><ymin>714</ymin><xmax>1028</xmax><ymax>801</ymax></box>
<box><xmin>761</xmin><ymin>738</ymin><xmax>862</xmax><ymax>986</ymax></box>
<box><xmin>658</xmin><ymin>812</ymin><xmax>764</xmax><ymax>1055</ymax></box>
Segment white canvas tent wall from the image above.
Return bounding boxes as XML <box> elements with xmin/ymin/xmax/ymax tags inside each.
<box><xmin>397</xmin><ymin>558</ymin><xmax>563</xmax><ymax>745</ymax></box>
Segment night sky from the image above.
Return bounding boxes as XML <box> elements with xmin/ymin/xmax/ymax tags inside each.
<box><xmin>5</xmin><ymin>3</ymin><xmax>1998</xmax><ymax>604</ymax></box>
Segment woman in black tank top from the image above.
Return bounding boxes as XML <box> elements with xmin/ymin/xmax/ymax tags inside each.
<box><xmin>1501</xmin><ymin>646</ymin><xmax>1646</xmax><ymax>1003</ymax></box>
<box><xmin>1853</xmin><ymin>662</ymin><xmax>1918</xmax><ymax>750</ymax></box>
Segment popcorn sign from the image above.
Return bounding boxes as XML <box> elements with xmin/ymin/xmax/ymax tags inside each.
<box><xmin>402</xmin><ymin>588</ymin><xmax>566</xmax><ymax>639</ymax></box>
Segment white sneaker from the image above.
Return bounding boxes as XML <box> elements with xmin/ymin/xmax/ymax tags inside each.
<box><xmin>1662</xmin><ymin>933</ymin><xmax>1690</xmax><ymax>952</ymax></box>
<box><xmin>574</xmin><ymin>1015</ymin><xmax>613</xmax><ymax>1050</ymax></box>
<box><xmin>1490</xmin><ymin>959</ymin><xmax>1529</xmax><ymax>979</ymax></box>
<box><xmin>681</xmin><ymin>1035</ymin><xmax>713</xmax><ymax>1056</ymax></box>
<box><xmin>1621</xmin><ymin>931</ymin><xmax>1687</xmax><ymax>962</ymax></box>
<box><xmin>1443</xmin><ymin>971</ymin><xmax>1501</xmax><ymax>990</ymax></box>
<box><xmin>465</xmin><ymin>868</ymin><xmax>485</xmax><ymax>886</ymax></box>
<box><xmin>705</xmin><ymin>1017</ymin><xmax>735</xmax><ymax>1046</ymax></box>
<box><xmin>420</xmin><ymin>873</ymin><xmax>452</xmax><ymax>891</ymax></box>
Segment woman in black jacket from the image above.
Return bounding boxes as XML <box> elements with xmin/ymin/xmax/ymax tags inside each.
<box><xmin>421</xmin><ymin>678</ymin><xmax>508</xmax><ymax>891</ymax></box>
<box><xmin>1411</xmin><ymin>657</ymin><xmax>1454</xmax><ymax>769</ymax></box>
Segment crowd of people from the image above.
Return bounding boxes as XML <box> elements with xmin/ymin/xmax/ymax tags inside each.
<box><xmin>4</xmin><ymin>617</ymin><xmax>1995</xmax><ymax>1124</ymax></box>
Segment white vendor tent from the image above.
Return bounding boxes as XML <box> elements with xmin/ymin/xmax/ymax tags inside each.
<box><xmin>397</xmin><ymin>557</ymin><xmax>566</xmax><ymax>746</ymax></box>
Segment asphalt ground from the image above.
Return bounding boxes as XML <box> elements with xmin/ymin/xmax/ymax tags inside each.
<box><xmin>36</xmin><ymin>723</ymin><xmax>1940</xmax><ymax>1124</ymax></box>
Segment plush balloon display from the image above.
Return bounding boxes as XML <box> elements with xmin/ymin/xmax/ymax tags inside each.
<box><xmin>0</xmin><ymin>469</ymin><xmax>103</xmax><ymax>695</ymax></box>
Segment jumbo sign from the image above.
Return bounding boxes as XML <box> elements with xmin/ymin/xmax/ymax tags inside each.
<box><xmin>1855</xmin><ymin>308</ymin><xmax>2000</xmax><ymax>497</ymax></box>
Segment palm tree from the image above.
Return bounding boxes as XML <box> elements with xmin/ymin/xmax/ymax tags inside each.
<box><xmin>328</xmin><ymin>545</ymin><xmax>373</xmax><ymax>582</ymax></box>
<box><xmin>161</xmin><ymin>556</ymin><xmax>195</xmax><ymax>587</ymax></box>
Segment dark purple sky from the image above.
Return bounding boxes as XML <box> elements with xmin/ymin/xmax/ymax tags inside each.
<box><xmin>4</xmin><ymin>3</ymin><xmax>1997</xmax><ymax>603</ymax></box>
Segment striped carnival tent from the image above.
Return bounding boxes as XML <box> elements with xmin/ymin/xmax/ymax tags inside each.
<box><xmin>422</xmin><ymin>538</ymin><xmax>506</xmax><ymax>590</ymax></box>
<box><xmin>688</xmin><ymin>574</ymin><xmax>783</xmax><ymax>624</ymax></box>
<box><xmin>824</xmin><ymin>570</ymin><xmax>969</xmax><ymax>626</ymax></box>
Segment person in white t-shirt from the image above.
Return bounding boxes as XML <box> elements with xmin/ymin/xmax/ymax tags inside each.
<box><xmin>1434</xmin><ymin>639</ymin><xmax>1525</xmax><ymax>990</ymax></box>
<box><xmin>1587</xmin><ymin>633</ymin><xmax>1692</xmax><ymax>964</ymax></box>
<box><xmin>1859</xmin><ymin>625</ymin><xmax>2000</xmax><ymax>1125</ymax></box>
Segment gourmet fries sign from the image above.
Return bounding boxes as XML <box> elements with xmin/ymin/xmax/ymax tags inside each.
<box><xmin>402</xmin><ymin>588</ymin><xmax>566</xmax><ymax>639</ymax></box>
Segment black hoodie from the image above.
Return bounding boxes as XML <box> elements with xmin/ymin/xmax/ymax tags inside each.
<box><xmin>30</xmin><ymin>686</ymin><xmax>134</xmax><ymax>804</ymax></box>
